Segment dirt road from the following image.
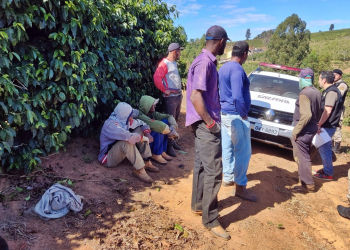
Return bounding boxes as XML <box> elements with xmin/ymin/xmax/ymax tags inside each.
<box><xmin>1</xmin><ymin>100</ymin><xmax>350</xmax><ymax>250</ymax></box>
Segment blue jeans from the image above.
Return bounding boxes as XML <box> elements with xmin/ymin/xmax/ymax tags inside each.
<box><xmin>318</xmin><ymin>128</ymin><xmax>336</xmax><ymax>176</ymax></box>
<box><xmin>221</xmin><ymin>113</ymin><xmax>252</xmax><ymax>186</ymax></box>
<box><xmin>149</xmin><ymin>119</ymin><xmax>169</xmax><ymax>155</ymax></box>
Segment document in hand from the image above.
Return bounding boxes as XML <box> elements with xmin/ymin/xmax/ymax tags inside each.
<box><xmin>312</xmin><ymin>128</ymin><xmax>331</xmax><ymax>148</ymax></box>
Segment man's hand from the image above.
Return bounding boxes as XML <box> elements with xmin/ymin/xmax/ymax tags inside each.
<box><xmin>293</xmin><ymin>134</ymin><xmax>297</xmax><ymax>141</ymax></box>
<box><xmin>168</xmin><ymin>127</ymin><xmax>179</xmax><ymax>139</ymax></box>
<box><xmin>164</xmin><ymin>89</ymin><xmax>180</xmax><ymax>96</ymax></box>
<box><xmin>242</xmin><ymin>116</ymin><xmax>248</xmax><ymax>120</ymax></box>
<box><xmin>316</xmin><ymin>124</ymin><xmax>322</xmax><ymax>135</ymax></box>
<box><xmin>144</xmin><ymin>133</ymin><xmax>154</xmax><ymax>143</ymax></box>
<box><xmin>206</xmin><ymin>120</ymin><xmax>221</xmax><ymax>134</ymax></box>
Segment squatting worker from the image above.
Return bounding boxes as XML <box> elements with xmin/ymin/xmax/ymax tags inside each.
<box><xmin>98</xmin><ymin>102</ymin><xmax>159</xmax><ymax>183</ymax></box>
<box><xmin>186</xmin><ymin>25</ymin><xmax>231</xmax><ymax>240</ymax></box>
<box><xmin>313</xmin><ymin>71</ymin><xmax>343</xmax><ymax>181</ymax></box>
<box><xmin>291</xmin><ymin>68</ymin><xmax>321</xmax><ymax>193</ymax></box>
<box><xmin>218</xmin><ymin>41</ymin><xmax>257</xmax><ymax>202</ymax></box>
<box><xmin>153</xmin><ymin>42</ymin><xmax>184</xmax><ymax>157</ymax></box>
<box><xmin>331</xmin><ymin>69</ymin><xmax>348</xmax><ymax>153</ymax></box>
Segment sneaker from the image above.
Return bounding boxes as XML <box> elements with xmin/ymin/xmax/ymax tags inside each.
<box><xmin>313</xmin><ymin>173</ymin><xmax>333</xmax><ymax>181</ymax></box>
<box><xmin>312</xmin><ymin>169</ymin><xmax>324</xmax><ymax>175</ymax></box>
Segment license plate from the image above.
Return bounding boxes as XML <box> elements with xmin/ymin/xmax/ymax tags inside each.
<box><xmin>254</xmin><ymin>123</ymin><xmax>279</xmax><ymax>136</ymax></box>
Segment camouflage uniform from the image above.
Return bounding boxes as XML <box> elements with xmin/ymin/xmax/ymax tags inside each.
<box><xmin>332</xmin><ymin>79</ymin><xmax>348</xmax><ymax>144</ymax></box>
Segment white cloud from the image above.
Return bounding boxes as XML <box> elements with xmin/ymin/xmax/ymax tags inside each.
<box><xmin>308</xmin><ymin>19</ymin><xmax>349</xmax><ymax>26</ymax></box>
<box><xmin>163</xmin><ymin>0</ymin><xmax>204</xmax><ymax>16</ymax></box>
<box><xmin>212</xmin><ymin>14</ymin><xmax>273</xmax><ymax>27</ymax></box>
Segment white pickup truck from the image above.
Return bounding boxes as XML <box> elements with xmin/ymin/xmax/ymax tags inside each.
<box><xmin>247</xmin><ymin>63</ymin><xmax>301</xmax><ymax>150</ymax></box>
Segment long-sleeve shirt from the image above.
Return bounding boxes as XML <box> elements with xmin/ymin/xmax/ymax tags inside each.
<box><xmin>153</xmin><ymin>58</ymin><xmax>182</xmax><ymax>97</ymax></box>
<box><xmin>292</xmin><ymin>86</ymin><xmax>321</xmax><ymax>136</ymax></box>
<box><xmin>218</xmin><ymin>61</ymin><xmax>251</xmax><ymax>118</ymax></box>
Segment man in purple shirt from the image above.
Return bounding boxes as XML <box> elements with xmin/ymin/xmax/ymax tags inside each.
<box><xmin>186</xmin><ymin>25</ymin><xmax>231</xmax><ymax>240</ymax></box>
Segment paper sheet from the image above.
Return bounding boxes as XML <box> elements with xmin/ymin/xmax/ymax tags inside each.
<box><xmin>312</xmin><ymin>128</ymin><xmax>331</xmax><ymax>148</ymax></box>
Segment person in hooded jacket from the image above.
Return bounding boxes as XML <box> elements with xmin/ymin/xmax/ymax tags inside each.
<box><xmin>136</xmin><ymin>95</ymin><xmax>179</xmax><ymax>164</ymax></box>
<box><xmin>98</xmin><ymin>102</ymin><xmax>159</xmax><ymax>183</ymax></box>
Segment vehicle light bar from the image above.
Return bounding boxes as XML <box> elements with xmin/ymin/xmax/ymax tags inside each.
<box><xmin>259</xmin><ymin>62</ymin><xmax>301</xmax><ymax>72</ymax></box>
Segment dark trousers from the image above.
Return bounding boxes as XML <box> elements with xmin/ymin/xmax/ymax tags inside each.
<box><xmin>292</xmin><ymin>133</ymin><xmax>315</xmax><ymax>185</ymax></box>
<box><xmin>164</xmin><ymin>94</ymin><xmax>182</xmax><ymax>121</ymax></box>
<box><xmin>191</xmin><ymin>121</ymin><xmax>222</xmax><ymax>228</ymax></box>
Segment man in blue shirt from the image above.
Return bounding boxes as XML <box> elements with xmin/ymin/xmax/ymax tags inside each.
<box><xmin>218</xmin><ymin>41</ymin><xmax>257</xmax><ymax>202</ymax></box>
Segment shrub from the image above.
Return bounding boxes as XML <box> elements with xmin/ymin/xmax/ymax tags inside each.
<box><xmin>0</xmin><ymin>0</ymin><xmax>186</xmax><ymax>172</ymax></box>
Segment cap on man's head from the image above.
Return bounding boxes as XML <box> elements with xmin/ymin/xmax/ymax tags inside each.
<box><xmin>232</xmin><ymin>41</ymin><xmax>250</xmax><ymax>53</ymax></box>
<box><xmin>168</xmin><ymin>43</ymin><xmax>185</xmax><ymax>52</ymax></box>
<box><xmin>206</xmin><ymin>25</ymin><xmax>231</xmax><ymax>41</ymax></box>
<box><xmin>333</xmin><ymin>69</ymin><xmax>343</xmax><ymax>75</ymax></box>
<box><xmin>299</xmin><ymin>68</ymin><xmax>314</xmax><ymax>79</ymax></box>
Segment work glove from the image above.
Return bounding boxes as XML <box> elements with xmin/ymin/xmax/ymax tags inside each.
<box><xmin>206</xmin><ymin>120</ymin><xmax>221</xmax><ymax>134</ymax></box>
<box><xmin>168</xmin><ymin>127</ymin><xmax>179</xmax><ymax>139</ymax></box>
<box><xmin>162</xmin><ymin>125</ymin><xmax>171</xmax><ymax>134</ymax></box>
<box><xmin>168</xmin><ymin>116</ymin><xmax>178</xmax><ymax>130</ymax></box>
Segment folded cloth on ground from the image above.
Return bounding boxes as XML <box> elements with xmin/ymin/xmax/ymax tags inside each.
<box><xmin>33</xmin><ymin>183</ymin><xmax>84</xmax><ymax>220</ymax></box>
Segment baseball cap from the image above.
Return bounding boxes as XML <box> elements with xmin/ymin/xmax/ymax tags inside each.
<box><xmin>333</xmin><ymin>69</ymin><xmax>343</xmax><ymax>75</ymax></box>
<box><xmin>206</xmin><ymin>25</ymin><xmax>231</xmax><ymax>41</ymax></box>
<box><xmin>168</xmin><ymin>43</ymin><xmax>185</xmax><ymax>52</ymax></box>
<box><xmin>232</xmin><ymin>41</ymin><xmax>250</xmax><ymax>53</ymax></box>
<box><xmin>299</xmin><ymin>68</ymin><xmax>314</xmax><ymax>78</ymax></box>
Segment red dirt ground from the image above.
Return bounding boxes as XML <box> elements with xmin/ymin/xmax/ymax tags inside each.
<box><xmin>1</xmin><ymin>94</ymin><xmax>350</xmax><ymax>250</ymax></box>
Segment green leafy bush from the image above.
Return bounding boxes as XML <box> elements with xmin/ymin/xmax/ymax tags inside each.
<box><xmin>0</xmin><ymin>0</ymin><xmax>186</xmax><ymax>172</ymax></box>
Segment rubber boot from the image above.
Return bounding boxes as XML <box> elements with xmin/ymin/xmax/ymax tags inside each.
<box><xmin>132</xmin><ymin>167</ymin><xmax>153</xmax><ymax>183</ymax></box>
<box><xmin>167</xmin><ymin>140</ymin><xmax>177</xmax><ymax>157</ymax></box>
<box><xmin>234</xmin><ymin>185</ymin><xmax>258</xmax><ymax>202</ymax></box>
<box><xmin>173</xmin><ymin>141</ymin><xmax>182</xmax><ymax>150</ymax></box>
<box><xmin>333</xmin><ymin>142</ymin><xmax>341</xmax><ymax>154</ymax></box>
<box><xmin>337</xmin><ymin>205</ymin><xmax>350</xmax><ymax>219</ymax></box>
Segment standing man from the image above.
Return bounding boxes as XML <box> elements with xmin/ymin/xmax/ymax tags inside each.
<box><xmin>291</xmin><ymin>68</ymin><xmax>321</xmax><ymax>192</ymax></box>
<box><xmin>332</xmin><ymin>69</ymin><xmax>348</xmax><ymax>153</ymax></box>
<box><xmin>218</xmin><ymin>41</ymin><xmax>257</xmax><ymax>201</ymax></box>
<box><xmin>153</xmin><ymin>42</ymin><xmax>184</xmax><ymax>157</ymax></box>
<box><xmin>186</xmin><ymin>25</ymin><xmax>230</xmax><ymax>240</ymax></box>
<box><xmin>313</xmin><ymin>71</ymin><xmax>342</xmax><ymax>181</ymax></box>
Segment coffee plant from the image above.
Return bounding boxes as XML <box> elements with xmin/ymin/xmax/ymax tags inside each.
<box><xmin>0</xmin><ymin>0</ymin><xmax>186</xmax><ymax>172</ymax></box>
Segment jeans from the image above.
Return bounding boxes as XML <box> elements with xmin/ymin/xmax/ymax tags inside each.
<box><xmin>191</xmin><ymin>121</ymin><xmax>222</xmax><ymax>228</ymax></box>
<box><xmin>221</xmin><ymin>113</ymin><xmax>251</xmax><ymax>186</ymax></box>
<box><xmin>164</xmin><ymin>94</ymin><xmax>182</xmax><ymax>121</ymax></box>
<box><xmin>318</xmin><ymin>128</ymin><xmax>336</xmax><ymax>176</ymax></box>
<box><xmin>149</xmin><ymin>119</ymin><xmax>169</xmax><ymax>155</ymax></box>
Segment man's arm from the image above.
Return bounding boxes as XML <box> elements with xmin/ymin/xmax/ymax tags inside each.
<box><xmin>231</xmin><ymin>68</ymin><xmax>248</xmax><ymax>119</ymax></box>
<box><xmin>190</xmin><ymin>89</ymin><xmax>213</xmax><ymax>126</ymax></box>
<box><xmin>318</xmin><ymin>105</ymin><xmax>333</xmax><ymax>128</ymax></box>
<box><xmin>292</xmin><ymin>95</ymin><xmax>312</xmax><ymax>139</ymax></box>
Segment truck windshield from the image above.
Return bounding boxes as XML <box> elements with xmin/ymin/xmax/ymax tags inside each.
<box><xmin>248</xmin><ymin>74</ymin><xmax>301</xmax><ymax>99</ymax></box>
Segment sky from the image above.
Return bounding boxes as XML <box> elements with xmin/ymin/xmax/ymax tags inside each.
<box><xmin>163</xmin><ymin>0</ymin><xmax>350</xmax><ymax>41</ymax></box>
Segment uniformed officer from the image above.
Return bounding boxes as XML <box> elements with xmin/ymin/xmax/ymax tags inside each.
<box><xmin>332</xmin><ymin>69</ymin><xmax>348</xmax><ymax>153</ymax></box>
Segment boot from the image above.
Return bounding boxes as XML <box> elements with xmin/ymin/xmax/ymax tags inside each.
<box><xmin>144</xmin><ymin>160</ymin><xmax>159</xmax><ymax>172</ymax></box>
<box><xmin>167</xmin><ymin>141</ymin><xmax>177</xmax><ymax>157</ymax></box>
<box><xmin>132</xmin><ymin>167</ymin><xmax>153</xmax><ymax>183</ymax></box>
<box><xmin>293</xmin><ymin>184</ymin><xmax>315</xmax><ymax>193</ymax></box>
<box><xmin>151</xmin><ymin>154</ymin><xmax>167</xmax><ymax>165</ymax></box>
<box><xmin>333</xmin><ymin>142</ymin><xmax>341</xmax><ymax>154</ymax></box>
<box><xmin>337</xmin><ymin>205</ymin><xmax>350</xmax><ymax>219</ymax></box>
<box><xmin>234</xmin><ymin>185</ymin><xmax>258</xmax><ymax>202</ymax></box>
<box><xmin>173</xmin><ymin>141</ymin><xmax>182</xmax><ymax>150</ymax></box>
<box><xmin>161</xmin><ymin>152</ymin><xmax>172</xmax><ymax>161</ymax></box>
<box><xmin>209</xmin><ymin>225</ymin><xmax>231</xmax><ymax>240</ymax></box>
